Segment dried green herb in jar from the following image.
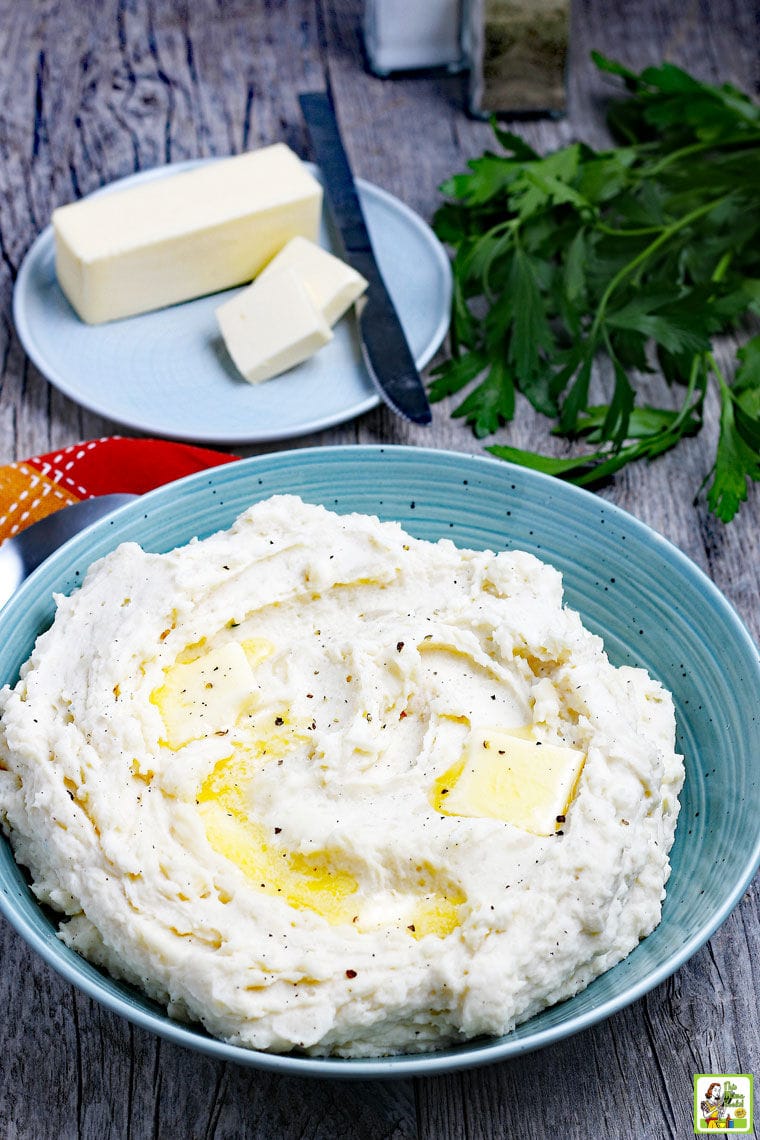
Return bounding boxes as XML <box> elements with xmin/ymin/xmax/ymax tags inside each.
<box><xmin>466</xmin><ymin>0</ymin><xmax>569</xmax><ymax>118</ymax></box>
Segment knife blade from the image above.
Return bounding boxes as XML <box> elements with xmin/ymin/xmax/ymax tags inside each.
<box><xmin>299</xmin><ymin>91</ymin><xmax>432</xmax><ymax>425</ymax></box>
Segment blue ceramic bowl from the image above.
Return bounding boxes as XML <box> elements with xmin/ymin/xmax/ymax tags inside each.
<box><xmin>0</xmin><ymin>446</ymin><xmax>758</xmax><ymax>1078</ymax></box>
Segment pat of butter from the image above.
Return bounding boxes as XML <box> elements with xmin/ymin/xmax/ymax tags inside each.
<box><xmin>443</xmin><ymin>728</ymin><xmax>586</xmax><ymax>836</ymax></box>
<box><xmin>151</xmin><ymin>642</ymin><xmax>256</xmax><ymax>749</ymax></box>
<box><xmin>216</xmin><ymin>268</ymin><xmax>332</xmax><ymax>385</ymax></box>
<box><xmin>256</xmin><ymin>236</ymin><xmax>368</xmax><ymax>326</ymax></box>
<box><xmin>52</xmin><ymin>144</ymin><xmax>322</xmax><ymax>324</ymax></box>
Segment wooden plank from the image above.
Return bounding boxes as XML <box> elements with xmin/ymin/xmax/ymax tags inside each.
<box><xmin>0</xmin><ymin>0</ymin><xmax>757</xmax><ymax>1137</ymax></box>
<box><xmin>418</xmin><ymin>893</ymin><xmax>760</xmax><ymax>1139</ymax></box>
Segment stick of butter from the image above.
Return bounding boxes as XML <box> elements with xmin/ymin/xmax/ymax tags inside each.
<box><xmin>52</xmin><ymin>144</ymin><xmax>323</xmax><ymax>324</ymax></box>
<box><xmin>215</xmin><ymin>268</ymin><xmax>332</xmax><ymax>385</ymax></box>
<box><xmin>256</xmin><ymin>236</ymin><xmax>368</xmax><ymax>325</ymax></box>
<box><xmin>443</xmin><ymin>727</ymin><xmax>586</xmax><ymax>836</ymax></box>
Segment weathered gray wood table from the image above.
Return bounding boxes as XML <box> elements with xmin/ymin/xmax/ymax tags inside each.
<box><xmin>0</xmin><ymin>2</ymin><xmax>757</xmax><ymax>1137</ymax></box>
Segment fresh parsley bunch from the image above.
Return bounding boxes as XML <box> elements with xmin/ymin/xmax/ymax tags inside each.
<box><xmin>432</xmin><ymin>53</ymin><xmax>760</xmax><ymax>521</ymax></box>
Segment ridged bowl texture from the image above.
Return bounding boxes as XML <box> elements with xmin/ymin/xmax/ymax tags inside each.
<box><xmin>0</xmin><ymin>447</ymin><xmax>757</xmax><ymax>1078</ymax></box>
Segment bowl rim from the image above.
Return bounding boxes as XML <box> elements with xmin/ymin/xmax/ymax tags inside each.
<box><xmin>0</xmin><ymin>443</ymin><xmax>758</xmax><ymax>1078</ymax></box>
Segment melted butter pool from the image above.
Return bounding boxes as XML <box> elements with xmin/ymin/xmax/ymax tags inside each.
<box><xmin>153</xmin><ymin>636</ymin><xmax>467</xmax><ymax>938</ymax></box>
<box><xmin>198</xmin><ymin>743</ymin><xmax>360</xmax><ymax>924</ymax></box>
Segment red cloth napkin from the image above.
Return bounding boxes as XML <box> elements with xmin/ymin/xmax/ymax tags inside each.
<box><xmin>0</xmin><ymin>436</ymin><xmax>238</xmax><ymax>544</ymax></box>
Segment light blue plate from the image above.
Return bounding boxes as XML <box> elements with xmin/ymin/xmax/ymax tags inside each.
<box><xmin>0</xmin><ymin>447</ymin><xmax>758</xmax><ymax>1078</ymax></box>
<box><xmin>13</xmin><ymin>164</ymin><xmax>451</xmax><ymax>443</ymax></box>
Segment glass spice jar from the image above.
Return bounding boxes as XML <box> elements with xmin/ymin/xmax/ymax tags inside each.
<box><xmin>464</xmin><ymin>0</ymin><xmax>570</xmax><ymax>118</ymax></box>
<box><xmin>363</xmin><ymin>0</ymin><xmax>466</xmax><ymax>76</ymax></box>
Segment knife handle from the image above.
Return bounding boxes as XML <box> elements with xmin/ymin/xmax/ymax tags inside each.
<box><xmin>298</xmin><ymin>92</ymin><xmax>373</xmax><ymax>255</ymax></box>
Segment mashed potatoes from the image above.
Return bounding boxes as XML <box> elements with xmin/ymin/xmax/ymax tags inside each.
<box><xmin>0</xmin><ymin>496</ymin><xmax>683</xmax><ymax>1056</ymax></box>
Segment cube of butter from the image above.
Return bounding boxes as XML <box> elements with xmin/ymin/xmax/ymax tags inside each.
<box><xmin>216</xmin><ymin>268</ymin><xmax>332</xmax><ymax>385</ymax></box>
<box><xmin>443</xmin><ymin>727</ymin><xmax>586</xmax><ymax>836</ymax></box>
<box><xmin>52</xmin><ymin>144</ymin><xmax>322</xmax><ymax>324</ymax></box>
<box><xmin>256</xmin><ymin>236</ymin><xmax>368</xmax><ymax>325</ymax></box>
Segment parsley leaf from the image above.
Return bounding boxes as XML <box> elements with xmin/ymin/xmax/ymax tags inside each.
<box><xmin>707</xmin><ymin>359</ymin><xmax>760</xmax><ymax>520</ymax></box>
<box><xmin>705</xmin><ymin>338</ymin><xmax>760</xmax><ymax>519</ymax></box>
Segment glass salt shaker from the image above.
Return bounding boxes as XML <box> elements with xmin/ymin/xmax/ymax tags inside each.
<box><xmin>363</xmin><ymin>0</ymin><xmax>466</xmax><ymax>76</ymax></box>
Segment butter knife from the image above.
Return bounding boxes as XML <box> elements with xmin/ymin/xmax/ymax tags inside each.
<box><xmin>299</xmin><ymin>91</ymin><xmax>432</xmax><ymax>425</ymax></box>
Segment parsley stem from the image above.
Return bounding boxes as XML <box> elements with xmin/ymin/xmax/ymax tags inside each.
<box><xmin>669</xmin><ymin>353</ymin><xmax>705</xmax><ymax>434</ymax></box>
<box><xmin>711</xmin><ymin>250</ymin><xmax>733</xmax><ymax>283</ymax></box>
<box><xmin>484</xmin><ymin>219</ymin><xmax>518</xmax><ymax>241</ymax></box>
<box><xmin>682</xmin><ymin>353</ymin><xmax>702</xmax><ymax>405</ymax></box>
<box><xmin>588</xmin><ymin>195</ymin><xmax>730</xmax><ymax>349</ymax></box>
<box><xmin>706</xmin><ymin>353</ymin><xmax>724</xmax><ymax>385</ymax></box>
<box><xmin>695</xmin><ymin>353</ymin><xmax>730</xmax><ymax>502</ymax></box>
<box><xmin>595</xmin><ymin>222</ymin><xmax>665</xmax><ymax>237</ymax></box>
<box><xmin>644</xmin><ymin>132</ymin><xmax>760</xmax><ymax>178</ymax></box>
